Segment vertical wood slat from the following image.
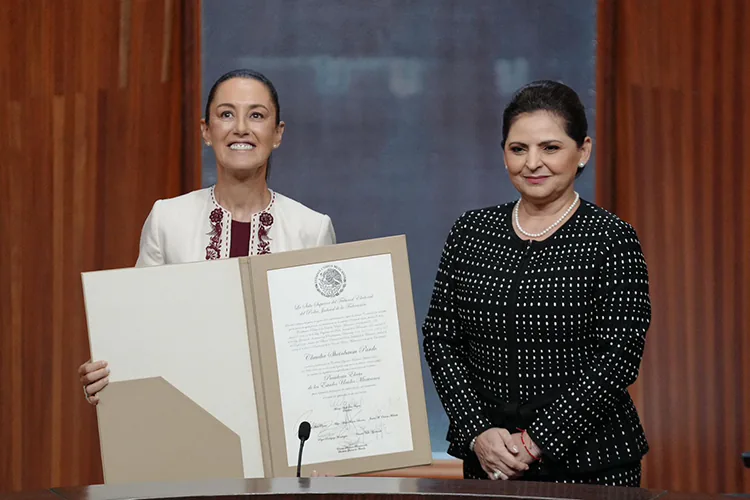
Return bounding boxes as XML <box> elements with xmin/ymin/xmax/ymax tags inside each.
<box><xmin>677</xmin><ymin>0</ymin><xmax>700</xmax><ymax>492</ymax></box>
<box><xmin>594</xmin><ymin>0</ymin><xmax>616</xmax><ymax>213</ymax></box>
<box><xmin>741</xmin><ymin>3</ymin><xmax>750</xmax><ymax>494</ymax></box>
<box><xmin>50</xmin><ymin>95</ymin><xmax>65</xmax><ymax>488</ymax></box>
<box><xmin>596</xmin><ymin>0</ymin><xmax>750</xmax><ymax>494</ymax></box>
<box><xmin>181</xmin><ymin>0</ymin><xmax>203</xmax><ymax>193</ymax></box>
<box><xmin>0</xmin><ymin>0</ymin><xmax>201</xmax><ymax>492</ymax></box>
<box><xmin>6</xmin><ymin>101</ymin><xmax>24</xmax><ymax>493</ymax></box>
<box><xmin>118</xmin><ymin>0</ymin><xmax>132</xmax><ymax>89</ymax></box>
<box><xmin>718</xmin><ymin>0</ymin><xmax>738</xmax><ymax>490</ymax></box>
<box><xmin>695</xmin><ymin>2</ymin><xmax>727</xmax><ymax>491</ymax></box>
<box><xmin>161</xmin><ymin>0</ymin><xmax>174</xmax><ymax>83</ymax></box>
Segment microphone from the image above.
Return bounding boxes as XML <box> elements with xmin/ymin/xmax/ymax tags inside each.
<box><xmin>296</xmin><ymin>421</ymin><xmax>311</xmax><ymax>478</ymax></box>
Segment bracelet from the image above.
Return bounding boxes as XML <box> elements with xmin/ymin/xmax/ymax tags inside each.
<box><xmin>519</xmin><ymin>429</ymin><xmax>541</xmax><ymax>462</ymax></box>
<box><xmin>469</xmin><ymin>436</ymin><xmax>477</xmax><ymax>452</ymax></box>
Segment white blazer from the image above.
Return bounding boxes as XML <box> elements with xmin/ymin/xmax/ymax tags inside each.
<box><xmin>135</xmin><ymin>186</ymin><xmax>336</xmax><ymax>267</ymax></box>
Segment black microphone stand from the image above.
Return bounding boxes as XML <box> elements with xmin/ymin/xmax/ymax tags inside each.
<box><xmin>296</xmin><ymin>421</ymin><xmax>311</xmax><ymax>478</ymax></box>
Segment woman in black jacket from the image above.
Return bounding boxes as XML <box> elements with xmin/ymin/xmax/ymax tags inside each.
<box><xmin>422</xmin><ymin>80</ymin><xmax>651</xmax><ymax>487</ymax></box>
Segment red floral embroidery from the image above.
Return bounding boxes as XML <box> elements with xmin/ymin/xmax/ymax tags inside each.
<box><xmin>257</xmin><ymin>211</ymin><xmax>274</xmax><ymax>255</ymax></box>
<box><xmin>205</xmin><ymin>208</ymin><xmax>224</xmax><ymax>260</ymax></box>
<box><xmin>259</xmin><ymin>211</ymin><xmax>274</xmax><ymax>226</ymax></box>
<box><xmin>209</xmin><ymin>209</ymin><xmax>223</xmax><ymax>224</ymax></box>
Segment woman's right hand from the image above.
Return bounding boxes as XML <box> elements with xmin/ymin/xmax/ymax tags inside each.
<box><xmin>78</xmin><ymin>360</ymin><xmax>110</xmax><ymax>405</ymax></box>
<box><xmin>473</xmin><ymin>427</ymin><xmax>530</xmax><ymax>480</ymax></box>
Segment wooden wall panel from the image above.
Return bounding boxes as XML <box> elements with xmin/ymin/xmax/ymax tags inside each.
<box><xmin>596</xmin><ymin>0</ymin><xmax>750</xmax><ymax>494</ymax></box>
<box><xmin>0</xmin><ymin>0</ymin><xmax>201</xmax><ymax>492</ymax></box>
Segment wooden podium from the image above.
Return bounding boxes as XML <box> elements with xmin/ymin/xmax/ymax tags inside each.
<box><xmin>0</xmin><ymin>477</ymin><xmax>730</xmax><ymax>500</ymax></box>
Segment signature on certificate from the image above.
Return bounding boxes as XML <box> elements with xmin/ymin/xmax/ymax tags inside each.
<box><xmin>310</xmin><ymin>395</ymin><xmax>398</xmax><ymax>453</ymax></box>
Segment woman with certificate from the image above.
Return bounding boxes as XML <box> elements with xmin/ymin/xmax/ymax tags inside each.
<box><xmin>79</xmin><ymin>69</ymin><xmax>336</xmax><ymax>405</ymax></box>
<box><xmin>422</xmin><ymin>81</ymin><xmax>651</xmax><ymax>486</ymax></box>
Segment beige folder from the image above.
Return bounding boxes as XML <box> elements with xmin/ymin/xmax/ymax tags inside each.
<box><xmin>82</xmin><ymin>235</ymin><xmax>431</xmax><ymax>484</ymax></box>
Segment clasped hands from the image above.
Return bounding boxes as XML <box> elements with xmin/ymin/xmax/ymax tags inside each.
<box><xmin>473</xmin><ymin>428</ymin><xmax>541</xmax><ymax>480</ymax></box>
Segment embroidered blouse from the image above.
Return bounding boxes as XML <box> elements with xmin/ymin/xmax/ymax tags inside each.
<box><xmin>204</xmin><ymin>188</ymin><xmax>278</xmax><ymax>259</ymax></box>
<box><xmin>135</xmin><ymin>186</ymin><xmax>336</xmax><ymax>267</ymax></box>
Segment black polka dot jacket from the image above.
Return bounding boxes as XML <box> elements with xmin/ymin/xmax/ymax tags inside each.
<box><xmin>423</xmin><ymin>200</ymin><xmax>651</xmax><ymax>473</ymax></box>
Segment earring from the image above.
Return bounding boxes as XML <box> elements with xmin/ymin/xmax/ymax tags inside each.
<box><xmin>273</xmin><ymin>144</ymin><xmax>279</xmax><ymax>149</ymax></box>
<box><xmin>504</xmin><ymin>164</ymin><xmax>508</xmax><ymax>170</ymax></box>
<box><xmin>578</xmin><ymin>162</ymin><xmax>585</xmax><ymax>168</ymax></box>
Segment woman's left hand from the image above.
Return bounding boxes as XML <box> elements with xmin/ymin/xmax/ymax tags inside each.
<box><xmin>511</xmin><ymin>432</ymin><xmax>542</xmax><ymax>464</ymax></box>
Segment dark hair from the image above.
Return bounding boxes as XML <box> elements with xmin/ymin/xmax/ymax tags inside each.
<box><xmin>501</xmin><ymin>80</ymin><xmax>589</xmax><ymax>176</ymax></box>
<box><xmin>204</xmin><ymin>69</ymin><xmax>281</xmax><ymax>125</ymax></box>
<box><xmin>204</xmin><ymin>69</ymin><xmax>282</xmax><ymax>180</ymax></box>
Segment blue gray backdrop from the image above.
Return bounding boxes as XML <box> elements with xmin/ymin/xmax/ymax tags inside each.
<box><xmin>202</xmin><ymin>0</ymin><xmax>596</xmax><ymax>458</ymax></box>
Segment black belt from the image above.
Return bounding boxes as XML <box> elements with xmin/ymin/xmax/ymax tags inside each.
<box><xmin>475</xmin><ymin>382</ymin><xmax>565</xmax><ymax>429</ymax></box>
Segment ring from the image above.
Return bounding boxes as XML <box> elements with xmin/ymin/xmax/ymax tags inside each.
<box><xmin>83</xmin><ymin>385</ymin><xmax>92</xmax><ymax>403</ymax></box>
<box><xmin>492</xmin><ymin>470</ymin><xmax>501</xmax><ymax>480</ymax></box>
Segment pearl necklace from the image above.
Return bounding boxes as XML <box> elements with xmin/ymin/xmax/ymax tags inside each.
<box><xmin>513</xmin><ymin>192</ymin><xmax>580</xmax><ymax>238</ymax></box>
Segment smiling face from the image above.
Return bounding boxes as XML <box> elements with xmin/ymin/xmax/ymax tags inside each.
<box><xmin>503</xmin><ymin>110</ymin><xmax>591</xmax><ymax>204</ymax></box>
<box><xmin>200</xmin><ymin>77</ymin><xmax>285</xmax><ymax>176</ymax></box>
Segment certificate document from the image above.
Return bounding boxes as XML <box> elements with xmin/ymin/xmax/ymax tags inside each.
<box><xmin>248</xmin><ymin>235</ymin><xmax>431</xmax><ymax>477</ymax></box>
<box><xmin>267</xmin><ymin>254</ymin><xmax>413</xmax><ymax>466</ymax></box>
<box><xmin>82</xmin><ymin>235</ymin><xmax>431</xmax><ymax>482</ymax></box>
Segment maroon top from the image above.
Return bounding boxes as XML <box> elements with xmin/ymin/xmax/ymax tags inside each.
<box><xmin>229</xmin><ymin>220</ymin><xmax>251</xmax><ymax>257</ymax></box>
